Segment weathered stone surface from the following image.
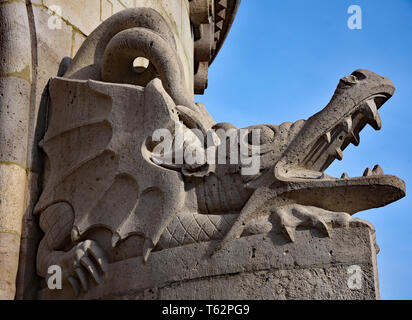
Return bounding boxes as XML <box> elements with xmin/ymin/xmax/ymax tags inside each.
<box><xmin>24</xmin><ymin>5</ymin><xmax>74</xmax><ymax>172</ymax></box>
<box><xmin>0</xmin><ymin>0</ymin><xmax>406</xmax><ymax>301</ymax></box>
<box><xmin>33</xmin><ymin>5</ymin><xmax>73</xmax><ymax>91</ymax></box>
<box><xmin>0</xmin><ymin>78</ymin><xmax>31</xmax><ymax>165</ymax></box>
<box><xmin>40</xmin><ymin>0</ymin><xmax>194</xmax><ymax>93</ymax></box>
<box><xmin>15</xmin><ymin>172</ymin><xmax>42</xmax><ymax>300</ymax></box>
<box><xmin>157</xmin><ymin>265</ymin><xmax>377</xmax><ymax>300</ymax></box>
<box><xmin>0</xmin><ymin>164</ymin><xmax>27</xmax><ymax>236</ymax></box>
<box><xmin>0</xmin><ymin>232</ymin><xmax>21</xmax><ymax>300</ymax></box>
<box><xmin>0</xmin><ymin>1</ymin><xmax>32</xmax><ymax>82</ymax></box>
<box><xmin>38</xmin><ymin>227</ymin><xmax>379</xmax><ymax>299</ymax></box>
<box><xmin>0</xmin><ymin>1</ymin><xmax>33</xmax><ymax>300</ymax></box>
<box><xmin>1</xmin><ymin>0</ymin><xmax>198</xmax><ymax>300</ymax></box>
<box><xmin>42</xmin><ymin>0</ymin><xmax>102</xmax><ymax>35</ymax></box>
<box><xmin>72</xmin><ymin>31</ymin><xmax>86</xmax><ymax>59</ymax></box>
<box><xmin>0</xmin><ymin>163</ymin><xmax>27</xmax><ymax>300</ymax></box>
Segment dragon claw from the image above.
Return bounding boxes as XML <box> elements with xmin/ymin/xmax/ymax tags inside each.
<box><xmin>58</xmin><ymin>240</ymin><xmax>108</xmax><ymax>296</ymax></box>
<box><xmin>283</xmin><ymin>225</ymin><xmax>296</xmax><ymax>243</ymax></box>
<box><xmin>314</xmin><ymin>218</ymin><xmax>331</xmax><ymax>237</ymax></box>
<box><xmin>272</xmin><ymin>204</ymin><xmax>375</xmax><ymax>243</ymax></box>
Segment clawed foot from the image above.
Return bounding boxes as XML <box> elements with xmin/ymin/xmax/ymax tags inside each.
<box><xmin>272</xmin><ymin>204</ymin><xmax>375</xmax><ymax>242</ymax></box>
<box><xmin>59</xmin><ymin>240</ymin><xmax>108</xmax><ymax>296</ymax></box>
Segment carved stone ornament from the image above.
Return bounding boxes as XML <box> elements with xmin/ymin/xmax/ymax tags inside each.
<box><xmin>32</xmin><ymin>6</ymin><xmax>405</xmax><ymax>299</ymax></box>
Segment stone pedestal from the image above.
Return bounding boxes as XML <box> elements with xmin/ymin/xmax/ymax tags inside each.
<box><xmin>39</xmin><ymin>226</ymin><xmax>379</xmax><ymax>300</ymax></box>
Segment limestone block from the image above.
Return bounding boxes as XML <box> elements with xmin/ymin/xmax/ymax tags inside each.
<box><xmin>118</xmin><ymin>0</ymin><xmax>135</xmax><ymax>8</ymax></box>
<box><xmin>38</xmin><ymin>227</ymin><xmax>379</xmax><ymax>300</ymax></box>
<box><xmin>0</xmin><ymin>1</ymin><xmax>32</xmax><ymax>82</ymax></box>
<box><xmin>0</xmin><ymin>164</ymin><xmax>27</xmax><ymax>241</ymax></box>
<box><xmin>72</xmin><ymin>30</ymin><xmax>87</xmax><ymax>59</ymax></box>
<box><xmin>129</xmin><ymin>0</ymin><xmax>193</xmax><ymax>93</ymax></box>
<box><xmin>158</xmin><ymin>265</ymin><xmax>378</xmax><ymax>300</ymax></box>
<box><xmin>40</xmin><ymin>0</ymin><xmax>193</xmax><ymax>93</ymax></box>
<box><xmin>101</xmin><ymin>0</ymin><xmax>115</xmax><ymax>21</ymax></box>
<box><xmin>42</xmin><ymin>0</ymin><xmax>101</xmax><ymax>35</ymax></box>
<box><xmin>0</xmin><ymin>163</ymin><xmax>27</xmax><ymax>300</ymax></box>
<box><xmin>0</xmin><ymin>232</ymin><xmax>21</xmax><ymax>300</ymax></box>
<box><xmin>155</xmin><ymin>0</ymin><xmax>193</xmax><ymax>90</ymax></box>
<box><xmin>33</xmin><ymin>6</ymin><xmax>73</xmax><ymax>95</ymax></box>
<box><xmin>0</xmin><ymin>78</ymin><xmax>31</xmax><ymax>166</ymax></box>
<box><xmin>0</xmin><ymin>1</ymin><xmax>32</xmax><ymax>301</ymax></box>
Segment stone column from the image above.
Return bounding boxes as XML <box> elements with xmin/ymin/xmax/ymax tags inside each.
<box><xmin>0</xmin><ymin>0</ymin><xmax>33</xmax><ymax>300</ymax></box>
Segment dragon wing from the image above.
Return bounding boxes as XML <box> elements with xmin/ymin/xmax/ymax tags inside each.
<box><xmin>35</xmin><ymin>77</ymin><xmax>186</xmax><ymax>260</ymax></box>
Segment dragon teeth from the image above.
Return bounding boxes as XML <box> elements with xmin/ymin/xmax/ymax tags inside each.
<box><xmin>334</xmin><ymin>147</ymin><xmax>343</xmax><ymax>160</ymax></box>
<box><xmin>324</xmin><ymin>132</ymin><xmax>332</xmax><ymax>144</ymax></box>
<box><xmin>341</xmin><ymin>167</ymin><xmax>382</xmax><ymax>179</ymax></box>
<box><xmin>341</xmin><ymin>172</ymin><xmax>349</xmax><ymax>179</ymax></box>
<box><xmin>363</xmin><ymin>168</ymin><xmax>373</xmax><ymax>177</ymax></box>
<box><xmin>112</xmin><ymin>233</ymin><xmax>121</xmax><ymax>248</ymax></box>
<box><xmin>350</xmin><ymin>131</ymin><xmax>360</xmax><ymax>146</ymax></box>
<box><xmin>343</xmin><ymin>117</ymin><xmax>353</xmax><ymax>133</ymax></box>
<box><xmin>373</xmin><ymin>164</ymin><xmax>384</xmax><ymax>175</ymax></box>
<box><xmin>361</xmin><ymin>99</ymin><xmax>382</xmax><ymax>130</ymax></box>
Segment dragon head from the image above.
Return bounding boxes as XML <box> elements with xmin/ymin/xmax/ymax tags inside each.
<box><xmin>215</xmin><ymin>70</ymin><xmax>406</xmax><ymax>252</ymax></box>
<box><xmin>244</xmin><ymin>69</ymin><xmax>405</xmax><ymax>215</ymax></box>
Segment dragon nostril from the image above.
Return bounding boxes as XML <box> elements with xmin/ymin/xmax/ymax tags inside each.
<box><xmin>351</xmin><ymin>71</ymin><xmax>367</xmax><ymax>81</ymax></box>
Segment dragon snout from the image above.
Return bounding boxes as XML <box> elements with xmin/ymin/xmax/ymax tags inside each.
<box><xmin>339</xmin><ymin>69</ymin><xmax>395</xmax><ymax>93</ymax></box>
<box><xmin>274</xmin><ymin>69</ymin><xmax>395</xmax><ymax>174</ymax></box>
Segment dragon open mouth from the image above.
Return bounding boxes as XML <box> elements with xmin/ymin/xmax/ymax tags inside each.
<box><xmin>269</xmin><ymin>70</ymin><xmax>406</xmax><ymax>214</ymax></box>
<box><xmin>303</xmin><ymin>93</ymin><xmax>389</xmax><ymax>173</ymax></box>
<box><xmin>286</xmin><ymin>92</ymin><xmax>392</xmax><ymax>181</ymax></box>
<box><xmin>216</xmin><ymin>70</ymin><xmax>406</xmax><ymax>253</ymax></box>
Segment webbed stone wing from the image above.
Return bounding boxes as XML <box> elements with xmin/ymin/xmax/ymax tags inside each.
<box><xmin>34</xmin><ymin>77</ymin><xmax>186</xmax><ymax>258</ymax></box>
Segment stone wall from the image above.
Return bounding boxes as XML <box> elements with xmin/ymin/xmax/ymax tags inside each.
<box><xmin>0</xmin><ymin>0</ymin><xmax>192</xmax><ymax>300</ymax></box>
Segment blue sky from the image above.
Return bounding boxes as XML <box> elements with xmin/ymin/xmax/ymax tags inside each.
<box><xmin>198</xmin><ymin>0</ymin><xmax>412</xmax><ymax>299</ymax></box>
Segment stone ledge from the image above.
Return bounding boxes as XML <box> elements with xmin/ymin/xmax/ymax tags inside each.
<box><xmin>39</xmin><ymin>226</ymin><xmax>379</xmax><ymax>300</ymax></box>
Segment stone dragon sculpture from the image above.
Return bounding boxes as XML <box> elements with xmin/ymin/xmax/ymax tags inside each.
<box><xmin>34</xmin><ymin>8</ymin><xmax>405</xmax><ymax>296</ymax></box>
